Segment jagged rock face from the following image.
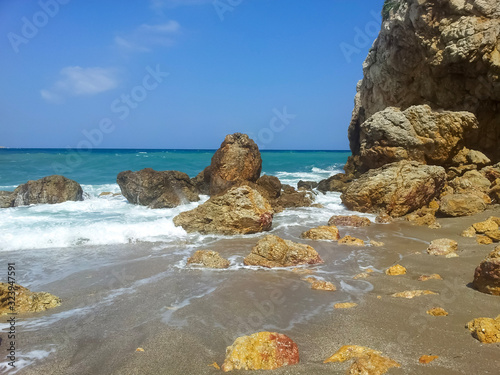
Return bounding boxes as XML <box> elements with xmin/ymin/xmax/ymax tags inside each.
<box><xmin>349</xmin><ymin>0</ymin><xmax>500</xmax><ymax>167</ymax></box>
<box><xmin>355</xmin><ymin>105</ymin><xmax>479</xmax><ymax>173</ymax></box>
<box><xmin>209</xmin><ymin>133</ymin><xmax>262</xmax><ymax>195</ymax></box>
<box><xmin>341</xmin><ymin>160</ymin><xmax>446</xmax><ymax>217</ymax></box>
<box><xmin>10</xmin><ymin>175</ymin><xmax>83</xmax><ymax>207</ymax></box>
<box><xmin>117</xmin><ymin>168</ymin><xmax>199</xmax><ymax>209</ymax></box>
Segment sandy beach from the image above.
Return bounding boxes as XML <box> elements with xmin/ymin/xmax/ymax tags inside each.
<box><xmin>8</xmin><ymin>205</ymin><xmax>499</xmax><ymax>375</ymax></box>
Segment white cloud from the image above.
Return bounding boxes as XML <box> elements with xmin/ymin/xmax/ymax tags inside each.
<box><xmin>114</xmin><ymin>20</ymin><xmax>181</xmax><ymax>53</ymax></box>
<box><xmin>41</xmin><ymin>66</ymin><xmax>119</xmax><ymax>103</ymax></box>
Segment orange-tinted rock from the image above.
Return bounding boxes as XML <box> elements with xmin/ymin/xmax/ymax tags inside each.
<box><xmin>334</xmin><ymin>302</ymin><xmax>358</xmax><ymax>309</ymax></box>
<box><xmin>221</xmin><ymin>332</ymin><xmax>299</xmax><ymax>372</ymax></box>
<box><xmin>419</xmin><ymin>355</ymin><xmax>439</xmax><ymax>364</ymax></box>
<box><xmin>244</xmin><ymin>235</ymin><xmax>323</xmax><ymax>268</ymax></box>
<box><xmin>385</xmin><ymin>264</ymin><xmax>407</xmax><ymax>276</ymax></box>
<box><xmin>473</xmin><ymin>248</ymin><xmax>500</xmax><ymax>295</ymax></box>
<box><xmin>353</xmin><ymin>272</ymin><xmax>371</xmax><ymax>279</ymax></box>
<box><xmin>485</xmin><ymin>230</ymin><xmax>500</xmax><ymax>242</ymax></box>
<box><xmin>375</xmin><ymin>213</ymin><xmax>393</xmax><ymax>223</ymax></box>
<box><xmin>303</xmin><ymin>277</ymin><xmax>336</xmax><ymax>291</ymax></box>
<box><xmin>0</xmin><ymin>283</ymin><xmax>61</xmax><ymax>315</ymax></box>
<box><xmin>427</xmin><ymin>238</ymin><xmax>458</xmax><ymax>256</ymax></box>
<box><xmin>187</xmin><ymin>250</ymin><xmax>230</xmax><ymax>269</ymax></box>
<box><xmin>418</xmin><ymin>274</ymin><xmax>443</xmax><ymax>281</ymax></box>
<box><xmin>426</xmin><ymin>307</ymin><xmax>449</xmax><ymax>316</ymax></box>
<box><xmin>209</xmin><ymin>133</ymin><xmax>262</xmax><ymax>195</ymax></box>
<box><xmin>476</xmin><ymin>235</ymin><xmax>494</xmax><ymax>245</ymax></box>
<box><xmin>338</xmin><ymin>235</ymin><xmax>365</xmax><ymax>246</ymax></box>
<box><xmin>473</xmin><ymin>219</ymin><xmax>499</xmax><ymax>233</ymax></box>
<box><xmin>324</xmin><ymin>345</ymin><xmax>381</xmax><ymax>363</ymax></box>
<box><xmin>391</xmin><ymin>290</ymin><xmax>438</xmax><ymax>299</ymax></box>
<box><xmin>300</xmin><ymin>226</ymin><xmax>340</xmax><ymax>241</ymax></box>
<box><xmin>466</xmin><ymin>315</ymin><xmax>500</xmax><ymax>343</ymax></box>
<box><xmin>328</xmin><ymin>215</ymin><xmax>371</xmax><ymax>227</ymax></box>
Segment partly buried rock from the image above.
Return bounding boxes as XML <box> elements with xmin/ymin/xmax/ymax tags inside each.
<box><xmin>173</xmin><ymin>186</ymin><xmax>273</xmax><ymax>235</ymax></box>
<box><xmin>300</xmin><ymin>226</ymin><xmax>340</xmax><ymax>241</ymax></box>
<box><xmin>209</xmin><ymin>133</ymin><xmax>262</xmax><ymax>195</ymax></box>
<box><xmin>9</xmin><ymin>175</ymin><xmax>83</xmax><ymax>207</ymax></box>
<box><xmin>338</xmin><ymin>236</ymin><xmax>365</xmax><ymax>246</ymax></box>
<box><xmin>327</xmin><ymin>215</ymin><xmax>371</xmax><ymax>227</ymax></box>
<box><xmin>427</xmin><ymin>238</ymin><xmax>458</xmax><ymax>256</ymax></box>
<box><xmin>324</xmin><ymin>345</ymin><xmax>400</xmax><ymax>375</ymax></box>
<box><xmin>341</xmin><ymin>161</ymin><xmax>446</xmax><ymax>217</ymax></box>
<box><xmin>117</xmin><ymin>168</ymin><xmax>199</xmax><ymax>209</ymax></box>
<box><xmin>0</xmin><ymin>283</ymin><xmax>61</xmax><ymax>315</ymax></box>
<box><xmin>243</xmin><ymin>235</ymin><xmax>323</xmax><ymax>268</ymax></box>
<box><xmin>438</xmin><ymin>193</ymin><xmax>487</xmax><ymax>217</ymax></box>
<box><xmin>303</xmin><ymin>276</ymin><xmax>336</xmax><ymax>291</ymax></box>
<box><xmin>427</xmin><ymin>307</ymin><xmax>448</xmax><ymax>316</ymax></box>
<box><xmin>221</xmin><ymin>332</ymin><xmax>299</xmax><ymax>372</ymax></box>
<box><xmin>391</xmin><ymin>290</ymin><xmax>438</xmax><ymax>298</ymax></box>
<box><xmin>472</xmin><ymin>247</ymin><xmax>500</xmax><ymax>295</ymax></box>
<box><xmin>466</xmin><ymin>315</ymin><xmax>500</xmax><ymax>343</ymax></box>
<box><xmin>186</xmin><ymin>250</ymin><xmax>230</xmax><ymax>269</ymax></box>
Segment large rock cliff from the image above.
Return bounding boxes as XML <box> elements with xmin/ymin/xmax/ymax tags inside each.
<box><xmin>348</xmin><ymin>0</ymin><xmax>500</xmax><ymax>172</ymax></box>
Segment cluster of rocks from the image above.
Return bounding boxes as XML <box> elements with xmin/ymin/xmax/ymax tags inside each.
<box><xmin>462</xmin><ymin>217</ymin><xmax>500</xmax><ymax>244</ymax></box>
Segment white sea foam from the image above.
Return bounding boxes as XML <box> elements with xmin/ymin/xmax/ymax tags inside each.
<box><xmin>0</xmin><ymin>347</ymin><xmax>56</xmax><ymax>374</ymax></box>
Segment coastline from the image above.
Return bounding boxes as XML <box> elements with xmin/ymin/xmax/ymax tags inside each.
<box><xmin>4</xmin><ymin>205</ymin><xmax>500</xmax><ymax>374</ymax></box>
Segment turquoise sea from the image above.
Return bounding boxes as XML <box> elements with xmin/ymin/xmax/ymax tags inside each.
<box><xmin>0</xmin><ymin>149</ymin><xmax>353</xmax><ymax>252</ymax></box>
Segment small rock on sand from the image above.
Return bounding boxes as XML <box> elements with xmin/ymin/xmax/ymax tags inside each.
<box><xmin>338</xmin><ymin>235</ymin><xmax>365</xmax><ymax>246</ymax></box>
<box><xmin>385</xmin><ymin>264</ymin><xmax>406</xmax><ymax>276</ymax></box>
<box><xmin>426</xmin><ymin>307</ymin><xmax>449</xmax><ymax>316</ymax></box>
<box><xmin>391</xmin><ymin>290</ymin><xmax>438</xmax><ymax>299</ymax></box>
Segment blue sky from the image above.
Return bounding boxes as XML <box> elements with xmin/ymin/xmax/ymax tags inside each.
<box><xmin>0</xmin><ymin>0</ymin><xmax>384</xmax><ymax>150</ymax></box>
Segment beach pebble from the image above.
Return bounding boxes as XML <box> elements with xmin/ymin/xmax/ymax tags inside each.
<box><xmin>419</xmin><ymin>355</ymin><xmax>439</xmax><ymax>364</ymax></box>
<box><xmin>426</xmin><ymin>238</ymin><xmax>458</xmax><ymax>256</ymax></box>
<box><xmin>221</xmin><ymin>332</ymin><xmax>299</xmax><ymax>372</ymax></box>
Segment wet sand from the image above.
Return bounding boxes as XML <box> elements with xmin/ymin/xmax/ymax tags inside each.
<box><xmin>5</xmin><ymin>206</ymin><xmax>500</xmax><ymax>374</ymax></box>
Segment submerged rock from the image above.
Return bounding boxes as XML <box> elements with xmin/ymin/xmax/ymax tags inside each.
<box><xmin>209</xmin><ymin>133</ymin><xmax>262</xmax><ymax>195</ymax></box>
<box><xmin>243</xmin><ymin>235</ymin><xmax>323</xmax><ymax>268</ymax></box>
<box><xmin>341</xmin><ymin>161</ymin><xmax>446</xmax><ymax>217</ymax></box>
<box><xmin>418</xmin><ymin>274</ymin><xmax>443</xmax><ymax>282</ymax></box>
<box><xmin>117</xmin><ymin>168</ymin><xmax>199</xmax><ymax>208</ymax></box>
<box><xmin>466</xmin><ymin>315</ymin><xmax>500</xmax><ymax>343</ymax></box>
<box><xmin>9</xmin><ymin>175</ymin><xmax>83</xmax><ymax>207</ymax></box>
<box><xmin>300</xmin><ymin>226</ymin><xmax>340</xmax><ymax>241</ymax></box>
<box><xmin>303</xmin><ymin>277</ymin><xmax>336</xmax><ymax>291</ymax></box>
<box><xmin>334</xmin><ymin>302</ymin><xmax>358</xmax><ymax>309</ymax></box>
<box><xmin>338</xmin><ymin>236</ymin><xmax>365</xmax><ymax>246</ymax></box>
<box><xmin>0</xmin><ymin>283</ymin><xmax>61</xmax><ymax>315</ymax></box>
<box><xmin>473</xmin><ymin>247</ymin><xmax>500</xmax><ymax>295</ymax></box>
<box><xmin>327</xmin><ymin>215</ymin><xmax>371</xmax><ymax>227</ymax></box>
<box><xmin>427</xmin><ymin>239</ymin><xmax>458</xmax><ymax>256</ymax></box>
<box><xmin>391</xmin><ymin>290</ymin><xmax>438</xmax><ymax>299</ymax></box>
<box><xmin>173</xmin><ymin>186</ymin><xmax>273</xmax><ymax>235</ymax></box>
<box><xmin>187</xmin><ymin>250</ymin><xmax>230</xmax><ymax>269</ymax></box>
<box><xmin>221</xmin><ymin>332</ymin><xmax>299</xmax><ymax>372</ymax></box>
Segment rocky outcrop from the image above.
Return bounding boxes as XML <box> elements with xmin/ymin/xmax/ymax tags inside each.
<box><xmin>327</xmin><ymin>215</ymin><xmax>371</xmax><ymax>227</ymax></box>
<box><xmin>0</xmin><ymin>191</ymin><xmax>14</xmax><ymax>208</ymax></box>
<box><xmin>301</xmin><ymin>226</ymin><xmax>340</xmax><ymax>241</ymax></box>
<box><xmin>348</xmin><ymin>0</ymin><xmax>500</xmax><ymax>169</ymax></box>
<box><xmin>256</xmin><ymin>175</ymin><xmax>282</xmax><ymax>199</ymax></box>
<box><xmin>186</xmin><ymin>250</ymin><xmax>230</xmax><ymax>269</ymax></box>
<box><xmin>297</xmin><ymin>180</ymin><xmax>318</xmax><ymax>191</ymax></box>
<box><xmin>353</xmin><ymin>105</ymin><xmax>479</xmax><ymax>173</ymax></box>
<box><xmin>317</xmin><ymin>173</ymin><xmax>352</xmax><ymax>193</ymax></box>
<box><xmin>190</xmin><ymin>166</ymin><xmax>211</xmax><ymax>195</ymax></box>
<box><xmin>467</xmin><ymin>315</ymin><xmax>500</xmax><ymax>343</ymax></box>
<box><xmin>173</xmin><ymin>186</ymin><xmax>273</xmax><ymax>235</ymax></box>
<box><xmin>0</xmin><ymin>283</ymin><xmax>61</xmax><ymax>315</ymax></box>
<box><xmin>221</xmin><ymin>332</ymin><xmax>299</xmax><ymax>372</ymax></box>
<box><xmin>243</xmin><ymin>235</ymin><xmax>323</xmax><ymax>268</ymax></box>
<box><xmin>341</xmin><ymin>161</ymin><xmax>446</xmax><ymax>216</ymax></box>
<box><xmin>8</xmin><ymin>175</ymin><xmax>83</xmax><ymax>207</ymax></box>
<box><xmin>117</xmin><ymin>168</ymin><xmax>199</xmax><ymax>209</ymax></box>
<box><xmin>473</xmin><ymin>246</ymin><xmax>500</xmax><ymax>295</ymax></box>
<box><xmin>209</xmin><ymin>133</ymin><xmax>262</xmax><ymax>195</ymax></box>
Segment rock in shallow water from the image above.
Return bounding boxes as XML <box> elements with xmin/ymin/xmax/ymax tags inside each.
<box><xmin>173</xmin><ymin>186</ymin><xmax>273</xmax><ymax>235</ymax></box>
<box><xmin>186</xmin><ymin>250</ymin><xmax>230</xmax><ymax>269</ymax></box>
<box><xmin>0</xmin><ymin>283</ymin><xmax>61</xmax><ymax>315</ymax></box>
<box><xmin>327</xmin><ymin>215</ymin><xmax>371</xmax><ymax>227</ymax></box>
<box><xmin>117</xmin><ymin>168</ymin><xmax>199</xmax><ymax>208</ymax></box>
<box><xmin>221</xmin><ymin>332</ymin><xmax>299</xmax><ymax>372</ymax></box>
<box><xmin>243</xmin><ymin>235</ymin><xmax>323</xmax><ymax>268</ymax></box>
<box><xmin>9</xmin><ymin>175</ymin><xmax>83</xmax><ymax>207</ymax></box>
<box><xmin>300</xmin><ymin>225</ymin><xmax>340</xmax><ymax>241</ymax></box>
